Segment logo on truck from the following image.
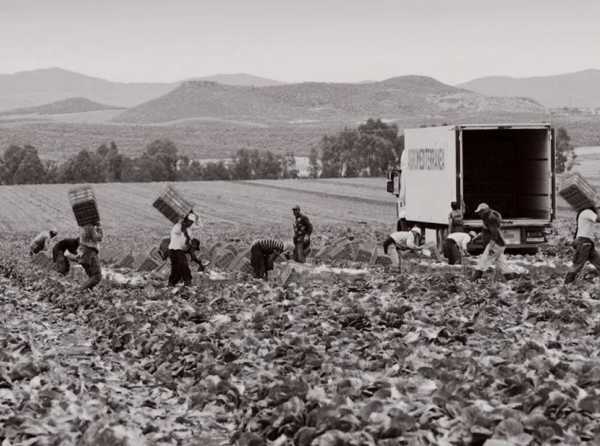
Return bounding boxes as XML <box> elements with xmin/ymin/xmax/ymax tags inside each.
<box><xmin>407</xmin><ymin>148</ymin><xmax>445</xmax><ymax>170</ymax></box>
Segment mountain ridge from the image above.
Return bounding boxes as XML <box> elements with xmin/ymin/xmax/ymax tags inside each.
<box><xmin>458</xmin><ymin>69</ymin><xmax>600</xmax><ymax>108</ymax></box>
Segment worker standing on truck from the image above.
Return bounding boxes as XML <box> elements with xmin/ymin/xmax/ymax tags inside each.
<box><xmin>30</xmin><ymin>229</ymin><xmax>57</xmax><ymax>255</ymax></box>
<box><xmin>250</xmin><ymin>239</ymin><xmax>293</xmax><ymax>280</ymax></box>
<box><xmin>382</xmin><ymin>227</ymin><xmax>422</xmax><ymax>271</ymax></box>
<box><xmin>565</xmin><ymin>206</ymin><xmax>600</xmax><ymax>284</ymax></box>
<box><xmin>292</xmin><ymin>205</ymin><xmax>313</xmax><ymax>263</ymax></box>
<box><xmin>78</xmin><ymin>223</ymin><xmax>103</xmax><ymax>290</ymax></box>
<box><xmin>168</xmin><ymin>213</ymin><xmax>196</xmax><ymax>286</ymax></box>
<box><xmin>442</xmin><ymin>231</ymin><xmax>475</xmax><ymax>265</ymax></box>
<box><xmin>52</xmin><ymin>237</ymin><xmax>80</xmax><ymax>275</ymax></box>
<box><xmin>471</xmin><ymin>203</ymin><xmax>512</xmax><ymax>280</ymax></box>
<box><xmin>448</xmin><ymin>201</ymin><xmax>464</xmax><ymax>233</ymax></box>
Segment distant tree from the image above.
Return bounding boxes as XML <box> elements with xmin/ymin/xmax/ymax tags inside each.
<box><xmin>12</xmin><ymin>146</ymin><xmax>46</xmax><ymax>184</ymax></box>
<box><xmin>144</xmin><ymin>139</ymin><xmax>179</xmax><ymax>181</ymax></box>
<box><xmin>281</xmin><ymin>152</ymin><xmax>299</xmax><ymax>179</ymax></box>
<box><xmin>256</xmin><ymin>151</ymin><xmax>282</xmax><ymax>179</ymax></box>
<box><xmin>59</xmin><ymin>149</ymin><xmax>104</xmax><ymax>183</ymax></box>
<box><xmin>203</xmin><ymin>161</ymin><xmax>231</xmax><ymax>180</ymax></box>
<box><xmin>230</xmin><ymin>149</ymin><xmax>253</xmax><ymax>180</ymax></box>
<box><xmin>555</xmin><ymin>127</ymin><xmax>576</xmax><ymax>173</ymax></box>
<box><xmin>308</xmin><ymin>147</ymin><xmax>320</xmax><ymax>178</ymax></box>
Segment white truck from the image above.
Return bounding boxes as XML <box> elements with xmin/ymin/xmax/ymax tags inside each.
<box><xmin>386</xmin><ymin>123</ymin><xmax>556</xmax><ymax>251</ymax></box>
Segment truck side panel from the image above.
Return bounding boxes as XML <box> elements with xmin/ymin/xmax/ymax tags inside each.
<box><xmin>404</xmin><ymin>126</ymin><xmax>457</xmax><ymax>225</ymax></box>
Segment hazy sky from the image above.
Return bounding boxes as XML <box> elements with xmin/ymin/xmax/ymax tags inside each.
<box><xmin>1</xmin><ymin>0</ymin><xmax>599</xmax><ymax>84</ymax></box>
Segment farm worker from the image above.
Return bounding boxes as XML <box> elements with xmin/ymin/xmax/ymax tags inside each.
<box><xmin>448</xmin><ymin>201</ymin><xmax>465</xmax><ymax>233</ymax></box>
<box><xmin>292</xmin><ymin>205</ymin><xmax>313</xmax><ymax>263</ymax></box>
<box><xmin>471</xmin><ymin>203</ymin><xmax>512</xmax><ymax>281</ymax></box>
<box><xmin>442</xmin><ymin>231</ymin><xmax>476</xmax><ymax>265</ymax></box>
<box><xmin>78</xmin><ymin>223</ymin><xmax>103</xmax><ymax>289</ymax></box>
<box><xmin>382</xmin><ymin>226</ymin><xmax>422</xmax><ymax>270</ymax></box>
<box><xmin>250</xmin><ymin>239</ymin><xmax>293</xmax><ymax>280</ymax></box>
<box><xmin>565</xmin><ymin>206</ymin><xmax>600</xmax><ymax>284</ymax></box>
<box><xmin>52</xmin><ymin>237</ymin><xmax>80</xmax><ymax>275</ymax></box>
<box><xmin>168</xmin><ymin>213</ymin><xmax>197</xmax><ymax>286</ymax></box>
<box><xmin>29</xmin><ymin>229</ymin><xmax>57</xmax><ymax>255</ymax></box>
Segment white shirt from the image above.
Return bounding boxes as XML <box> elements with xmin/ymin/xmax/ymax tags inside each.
<box><xmin>576</xmin><ymin>209</ymin><xmax>598</xmax><ymax>239</ymax></box>
<box><xmin>447</xmin><ymin>232</ymin><xmax>471</xmax><ymax>252</ymax></box>
<box><xmin>390</xmin><ymin>231</ymin><xmax>418</xmax><ymax>249</ymax></box>
<box><xmin>30</xmin><ymin>231</ymin><xmax>51</xmax><ymax>250</ymax></box>
<box><xmin>168</xmin><ymin>223</ymin><xmax>192</xmax><ymax>250</ymax></box>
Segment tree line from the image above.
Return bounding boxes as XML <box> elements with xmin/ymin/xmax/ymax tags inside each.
<box><xmin>0</xmin><ymin>119</ymin><xmax>575</xmax><ymax>185</ymax></box>
<box><xmin>0</xmin><ymin>140</ymin><xmax>300</xmax><ymax>185</ymax></box>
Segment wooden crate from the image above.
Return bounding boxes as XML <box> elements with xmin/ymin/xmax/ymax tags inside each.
<box><xmin>559</xmin><ymin>173</ymin><xmax>598</xmax><ymax>212</ymax></box>
<box><xmin>68</xmin><ymin>186</ymin><xmax>100</xmax><ymax>226</ymax></box>
<box><xmin>153</xmin><ymin>185</ymin><xmax>194</xmax><ymax>224</ymax></box>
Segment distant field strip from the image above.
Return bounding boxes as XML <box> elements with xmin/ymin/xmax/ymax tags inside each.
<box><xmin>0</xmin><ymin>178</ymin><xmax>396</xmax><ymax>236</ymax></box>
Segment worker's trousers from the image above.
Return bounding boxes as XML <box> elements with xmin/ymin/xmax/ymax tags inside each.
<box><xmin>442</xmin><ymin>238</ymin><xmax>462</xmax><ymax>265</ymax></box>
<box><xmin>293</xmin><ymin>237</ymin><xmax>310</xmax><ymax>263</ymax></box>
<box><xmin>475</xmin><ymin>241</ymin><xmax>510</xmax><ymax>273</ymax></box>
<box><xmin>565</xmin><ymin>237</ymin><xmax>600</xmax><ymax>283</ymax></box>
<box><xmin>169</xmin><ymin>249</ymin><xmax>192</xmax><ymax>286</ymax></box>
<box><xmin>80</xmin><ymin>246</ymin><xmax>102</xmax><ymax>289</ymax></box>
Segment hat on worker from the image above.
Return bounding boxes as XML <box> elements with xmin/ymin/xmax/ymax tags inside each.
<box><xmin>292</xmin><ymin>205</ymin><xmax>301</xmax><ymax>211</ymax></box>
<box><xmin>475</xmin><ymin>203</ymin><xmax>490</xmax><ymax>214</ymax></box>
<box><xmin>468</xmin><ymin>231</ymin><xmax>477</xmax><ymax>238</ymax></box>
<box><xmin>186</xmin><ymin>213</ymin><xmax>197</xmax><ymax>224</ymax></box>
<box><xmin>49</xmin><ymin>229</ymin><xmax>58</xmax><ymax>237</ymax></box>
<box><xmin>410</xmin><ymin>226</ymin><xmax>420</xmax><ymax>234</ymax></box>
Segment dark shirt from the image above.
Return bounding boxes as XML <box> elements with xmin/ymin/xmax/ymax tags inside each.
<box><xmin>52</xmin><ymin>238</ymin><xmax>80</xmax><ymax>261</ymax></box>
<box><xmin>481</xmin><ymin>209</ymin><xmax>505</xmax><ymax>247</ymax></box>
<box><xmin>253</xmin><ymin>239</ymin><xmax>284</xmax><ymax>255</ymax></box>
<box><xmin>293</xmin><ymin>214</ymin><xmax>313</xmax><ymax>239</ymax></box>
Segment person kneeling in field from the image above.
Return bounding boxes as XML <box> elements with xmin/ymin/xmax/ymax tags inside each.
<box><xmin>30</xmin><ymin>229</ymin><xmax>58</xmax><ymax>256</ymax></box>
<box><xmin>442</xmin><ymin>231</ymin><xmax>476</xmax><ymax>265</ymax></box>
<box><xmin>565</xmin><ymin>206</ymin><xmax>600</xmax><ymax>284</ymax></box>
<box><xmin>52</xmin><ymin>237</ymin><xmax>80</xmax><ymax>275</ymax></box>
<box><xmin>250</xmin><ymin>239</ymin><xmax>293</xmax><ymax>280</ymax></box>
<box><xmin>168</xmin><ymin>213</ymin><xmax>197</xmax><ymax>286</ymax></box>
<box><xmin>78</xmin><ymin>223</ymin><xmax>103</xmax><ymax>290</ymax></box>
<box><xmin>382</xmin><ymin>226</ymin><xmax>422</xmax><ymax>271</ymax></box>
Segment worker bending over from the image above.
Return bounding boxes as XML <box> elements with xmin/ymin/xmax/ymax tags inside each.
<box><xmin>442</xmin><ymin>231</ymin><xmax>475</xmax><ymax>265</ymax></box>
<box><xmin>250</xmin><ymin>239</ymin><xmax>292</xmax><ymax>280</ymax></box>
<box><xmin>382</xmin><ymin>226</ymin><xmax>422</xmax><ymax>271</ymax></box>
<box><xmin>30</xmin><ymin>229</ymin><xmax>57</xmax><ymax>255</ymax></box>
<box><xmin>52</xmin><ymin>237</ymin><xmax>80</xmax><ymax>275</ymax></box>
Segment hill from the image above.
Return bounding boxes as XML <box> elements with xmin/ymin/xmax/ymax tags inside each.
<box><xmin>0</xmin><ymin>68</ymin><xmax>286</xmax><ymax>112</ymax></box>
<box><xmin>0</xmin><ymin>97</ymin><xmax>123</xmax><ymax>116</ymax></box>
<box><xmin>458</xmin><ymin>69</ymin><xmax>600</xmax><ymax>108</ymax></box>
<box><xmin>114</xmin><ymin>75</ymin><xmax>545</xmax><ymax>124</ymax></box>
<box><xmin>187</xmin><ymin>73</ymin><xmax>284</xmax><ymax>87</ymax></box>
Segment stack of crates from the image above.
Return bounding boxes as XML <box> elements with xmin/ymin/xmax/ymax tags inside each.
<box><xmin>559</xmin><ymin>173</ymin><xmax>598</xmax><ymax>212</ymax></box>
<box><xmin>153</xmin><ymin>185</ymin><xmax>194</xmax><ymax>224</ymax></box>
<box><xmin>68</xmin><ymin>185</ymin><xmax>100</xmax><ymax>226</ymax></box>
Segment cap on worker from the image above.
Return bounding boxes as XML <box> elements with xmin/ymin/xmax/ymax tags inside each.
<box><xmin>410</xmin><ymin>226</ymin><xmax>420</xmax><ymax>234</ymax></box>
<box><xmin>186</xmin><ymin>213</ymin><xmax>197</xmax><ymax>224</ymax></box>
<box><xmin>475</xmin><ymin>203</ymin><xmax>490</xmax><ymax>214</ymax></box>
<box><xmin>468</xmin><ymin>231</ymin><xmax>477</xmax><ymax>238</ymax></box>
<box><xmin>292</xmin><ymin>205</ymin><xmax>300</xmax><ymax>211</ymax></box>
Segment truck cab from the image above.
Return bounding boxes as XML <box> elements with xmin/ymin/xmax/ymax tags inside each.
<box><xmin>387</xmin><ymin>123</ymin><xmax>556</xmax><ymax>251</ymax></box>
